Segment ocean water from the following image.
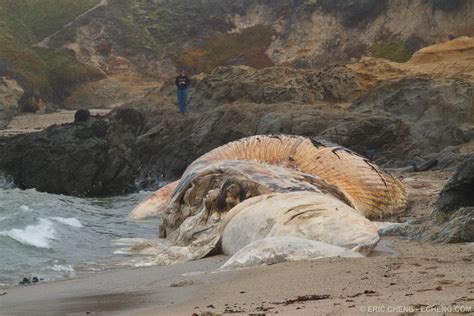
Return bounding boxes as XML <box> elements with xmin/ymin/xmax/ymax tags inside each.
<box><xmin>0</xmin><ymin>177</ymin><xmax>159</xmax><ymax>286</ymax></box>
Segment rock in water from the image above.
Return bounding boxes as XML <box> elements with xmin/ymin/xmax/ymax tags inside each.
<box><xmin>219</xmin><ymin>237</ymin><xmax>363</xmax><ymax>271</ymax></box>
<box><xmin>220</xmin><ymin>191</ymin><xmax>380</xmax><ymax>256</ymax></box>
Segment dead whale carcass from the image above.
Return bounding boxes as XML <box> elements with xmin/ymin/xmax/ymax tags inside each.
<box><xmin>220</xmin><ymin>191</ymin><xmax>380</xmax><ymax>256</ymax></box>
<box><xmin>130</xmin><ymin>135</ymin><xmax>407</xmax><ymax>221</ymax></box>
<box><xmin>160</xmin><ymin>160</ymin><xmax>349</xmax><ymax>246</ymax></box>
<box><xmin>125</xmin><ymin>135</ymin><xmax>406</xmax><ymax>266</ymax></box>
<box><xmin>192</xmin><ymin>135</ymin><xmax>407</xmax><ymax>220</ymax></box>
<box><xmin>219</xmin><ymin>237</ymin><xmax>364</xmax><ymax>271</ymax></box>
<box><xmin>122</xmin><ymin>160</ymin><xmax>355</xmax><ymax>266</ymax></box>
<box><xmin>129</xmin><ymin>181</ymin><xmax>179</xmax><ymax>220</ymax></box>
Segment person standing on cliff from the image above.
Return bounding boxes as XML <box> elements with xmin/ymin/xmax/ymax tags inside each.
<box><xmin>175</xmin><ymin>69</ymin><xmax>190</xmax><ymax>115</ymax></box>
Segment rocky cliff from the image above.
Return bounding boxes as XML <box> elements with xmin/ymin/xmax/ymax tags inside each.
<box><xmin>0</xmin><ymin>1</ymin><xmax>474</xmax><ymax>197</ymax></box>
<box><xmin>47</xmin><ymin>0</ymin><xmax>474</xmax><ymax>75</ymax></box>
<box><xmin>1</xmin><ymin>37</ymin><xmax>473</xmax><ymax>197</ymax></box>
<box><xmin>1</xmin><ymin>0</ymin><xmax>474</xmax><ymax>126</ymax></box>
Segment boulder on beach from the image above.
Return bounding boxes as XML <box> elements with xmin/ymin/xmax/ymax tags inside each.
<box><xmin>426</xmin><ymin>154</ymin><xmax>474</xmax><ymax>242</ymax></box>
<box><xmin>436</xmin><ymin>154</ymin><xmax>474</xmax><ymax>214</ymax></box>
<box><xmin>74</xmin><ymin>109</ymin><xmax>91</xmax><ymax>123</ymax></box>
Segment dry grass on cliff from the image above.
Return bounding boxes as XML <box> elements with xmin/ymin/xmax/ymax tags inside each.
<box><xmin>349</xmin><ymin>37</ymin><xmax>474</xmax><ymax>91</ymax></box>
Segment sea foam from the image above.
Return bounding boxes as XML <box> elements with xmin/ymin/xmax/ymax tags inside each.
<box><xmin>20</xmin><ymin>205</ymin><xmax>31</xmax><ymax>212</ymax></box>
<box><xmin>0</xmin><ymin>174</ymin><xmax>15</xmax><ymax>190</ymax></box>
<box><xmin>49</xmin><ymin>264</ymin><xmax>75</xmax><ymax>273</ymax></box>
<box><xmin>0</xmin><ymin>218</ymin><xmax>56</xmax><ymax>248</ymax></box>
<box><xmin>49</xmin><ymin>217</ymin><xmax>83</xmax><ymax>228</ymax></box>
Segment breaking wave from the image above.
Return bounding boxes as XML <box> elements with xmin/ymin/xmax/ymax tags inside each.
<box><xmin>49</xmin><ymin>217</ymin><xmax>83</xmax><ymax>228</ymax></box>
<box><xmin>0</xmin><ymin>187</ymin><xmax>158</xmax><ymax>285</ymax></box>
<box><xmin>0</xmin><ymin>218</ymin><xmax>57</xmax><ymax>249</ymax></box>
<box><xmin>0</xmin><ymin>217</ymin><xmax>83</xmax><ymax>249</ymax></box>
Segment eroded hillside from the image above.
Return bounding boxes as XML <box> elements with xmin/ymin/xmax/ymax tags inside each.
<box><xmin>1</xmin><ymin>0</ymin><xmax>474</xmax><ymax>126</ymax></box>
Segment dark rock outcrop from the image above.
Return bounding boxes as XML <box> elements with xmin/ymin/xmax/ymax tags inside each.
<box><xmin>1</xmin><ymin>64</ymin><xmax>473</xmax><ymax>197</ymax></box>
<box><xmin>161</xmin><ymin>65</ymin><xmax>362</xmax><ymax>112</ymax></box>
<box><xmin>0</xmin><ymin>118</ymin><xmax>110</xmax><ymax>196</ymax></box>
<box><xmin>185</xmin><ymin>66</ymin><xmax>318</xmax><ymax>111</ymax></box>
<box><xmin>318</xmin><ymin>116</ymin><xmax>413</xmax><ymax>164</ymax></box>
<box><xmin>418</xmin><ymin>154</ymin><xmax>474</xmax><ymax>243</ymax></box>
<box><xmin>436</xmin><ymin>154</ymin><xmax>474</xmax><ymax>213</ymax></box>
<box><xmin>351</xmin><ymin>77</ymin><xmax>474</xmax><ymax>156</ymax></box>
<box><xmin>0</xmin><ymin>108</ymin><xmax>143</xmax><ymax>197</ymax></box>
<box><xmin>430</xmin><ymin>0</ymin><xmax>466</xmax><ymax>12</ymax></box>
<box><xmin>425</xmin><ymin>208</ymin><xmax>474</xmax><ymax>243</ymax></box>
<box><xmin>134</xmin><ymin>102</ymin><xmax>352</xmax><ymax>188</ymax></box>
<box><xmin>379</xmin><ymin>207</ymin><xmax>474</xmax><ymax>243</ymax></box>
<box><xmin>305</xmin><ymin>64</ymin><xmax>361</xmax><ymax>102</ymax></box>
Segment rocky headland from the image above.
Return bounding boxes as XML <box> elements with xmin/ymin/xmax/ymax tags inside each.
<box><xmin>1</xmin><ymin>37</ymin><xmax>473</xmax><ymax>195</ymax></box>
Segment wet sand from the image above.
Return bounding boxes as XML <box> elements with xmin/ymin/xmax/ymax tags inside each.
<box><xmin>0</xmin><ymin>255</ymin><xmax>228</xmax><ymax>315</ymax></box>
<box><xmin>1</xmin><ymin>239</ymin><xmax>473</xmax><ymax>315</ymax></box>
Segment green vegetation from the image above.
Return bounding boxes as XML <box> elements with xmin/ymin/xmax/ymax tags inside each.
<box><xmin>115</xmin><ymin>0</ymin><xmax>273</xmax><ymax>72</ymax></box>
<box><xmin>24</xmin><ymin>0</ymin><xmax>99</xmax><ymax>40</ymax></box>
<box><xmin>0</xmin><ymin>0</ymin><xmax>101</xmax><ymax>101</ymax></box>
<box><xmin>0</xmin><ymin>39</ymin><xmax>49</xmax><ymax>93</ymax></box>
<box><xmin>36</xmin><ymin>49</ymin><xmax>104</xmax><ymax>100</ymax></box>
<box><xmin>371</xmin><ymin>41</ymin><xmax>413</xmax><ymax>63</ymax></box>
<box><xmin>179</xmin><ymin>25</ymin><xmax>274</xmax><ymax>73</ymax></box>
<box><xmin>0</xmin><ymin>0</ymin><xmax>99</xmax><ymax>44</ymax></box>
<box><xmin>116</xmin><ymin>0</ymin><xmax>218</xmax><ymax>55</ymax></box>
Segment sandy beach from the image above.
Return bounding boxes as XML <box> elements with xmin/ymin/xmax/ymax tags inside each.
<box><xmin>0</xmin><ymin>110</ymin><xmax>110</xmax><ymax>137</ymax></box>
<box><xmin>1</xmin><ymin>140</ymin><xmax>471</xmax><ymax>315</ymax></box>
<box><xmin>1</xmin><ymin>238</ymin><xmax>473</xmax><ymax>315</ymax></box>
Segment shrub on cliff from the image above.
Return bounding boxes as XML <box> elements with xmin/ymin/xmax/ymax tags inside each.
<box><xmin>178</xmin><ymin>25</ymin><xmax>274</xmax><ymax>73</ymax></box>
<box><xmin>372</xmin><ymin>41</ymin><xmax>412</xmax><ymax>63</ymax></box>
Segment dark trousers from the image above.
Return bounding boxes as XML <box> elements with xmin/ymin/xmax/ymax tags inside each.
<box><xmin>177</xmin><ymin>89</ymin><xmax>188</xmax><ymax>113</ymax></box>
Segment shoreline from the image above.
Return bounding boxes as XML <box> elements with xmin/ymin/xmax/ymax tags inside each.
<box><xmin>0</xmin><ymin>163</ymin><xmax>467</xmax><ymax>315</ymax></box>
<box><xmin>1</xmin><ymin>238</ymin><xmax>473</xmax><ymax>315</ymax></box>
